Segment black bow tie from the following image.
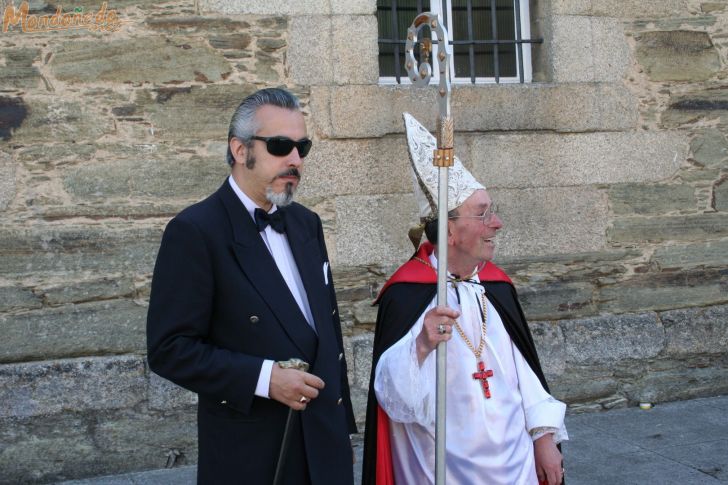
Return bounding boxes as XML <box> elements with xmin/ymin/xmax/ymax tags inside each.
<box><xmin>254</xmin><ymin>208</ymin><xmax>286</xmax><ymax>234</ymax></box>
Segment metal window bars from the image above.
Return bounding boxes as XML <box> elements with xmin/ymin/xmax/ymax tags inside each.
<box><xmin>377</xmin><ymin>0</ymin><xmax>543</xmax><ymax>84</ymax></box>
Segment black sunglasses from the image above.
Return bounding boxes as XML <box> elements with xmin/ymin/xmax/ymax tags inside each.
<box><xmin>250</xmin><ymin>136</ymin><xmax>313</xmax><ymax>158</ymax></box>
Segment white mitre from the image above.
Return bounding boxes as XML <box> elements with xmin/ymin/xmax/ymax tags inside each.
<box><xmin>403</xmin><ymin>112</ymin><xmax>485</xmax><ymax>221</ymax></box>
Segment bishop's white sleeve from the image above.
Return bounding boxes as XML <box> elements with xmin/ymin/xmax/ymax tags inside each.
<box><xmin>374</xmin><ymin>299</ymin><xmax>437</xmax><ymax>428</ymax></box>
<box><xmin>512</xmin><ymin>342</ymin><xmax>569</xmax><ymax>444</ymax></box>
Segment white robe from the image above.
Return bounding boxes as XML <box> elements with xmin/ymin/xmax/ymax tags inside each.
<box><xmin>374</xmin><ymin>257</ymin><xmax>568</xmax><ymax>485</ymax></box>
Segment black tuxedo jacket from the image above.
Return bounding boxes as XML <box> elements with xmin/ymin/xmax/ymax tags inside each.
<box><xmin>147</xmin><ymin>180</ymin><xmax>357</xmax><ymax>484</ymax></box>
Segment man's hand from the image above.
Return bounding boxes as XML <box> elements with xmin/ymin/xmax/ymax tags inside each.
<box><xmin>534</xmin><ymin>434</ymin><xmax>563</xmax><ymax>485</ymax></box>
<box><xmin>416</xmin><ymin>305</ymin><xmax>460</xmax><ymax>365</ymax></box>
<box><xmin>269</xmin><ymin>364</ymin><xmax>325</xmax><ymax>411</ymax></box>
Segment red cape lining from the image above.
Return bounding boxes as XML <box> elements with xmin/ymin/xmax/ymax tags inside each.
<box><xmin>375</xmin><ymin>241</ymin><xmax>512</xmax><ymax>303</ymax></box>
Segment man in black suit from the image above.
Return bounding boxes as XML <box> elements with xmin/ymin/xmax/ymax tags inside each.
<box><xmin>147</xmin><ymin>88</ymin><xmax>357</xmax><ymax>484</ymax></box>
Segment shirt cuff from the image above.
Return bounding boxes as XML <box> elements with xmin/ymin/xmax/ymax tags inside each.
<box><xmin>255</xmin><ymin>359</ymin><xmax>275</xmax><ymax>398</ymax></box>
<box><xmin>530</xmin><ymin>426</ymin><xmax>559</xmax><ymax>442</ymax></box>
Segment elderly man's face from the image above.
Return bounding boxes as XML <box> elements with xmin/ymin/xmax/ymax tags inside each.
<box><xmin>448</xmin><ymin>189</ymin><xmax>503</xmax><ymax>268</ymax></box>
<box><xmin>240</xmin><ymin>105</ymin><xmax>307</xmax><ymax>206</ymax></box>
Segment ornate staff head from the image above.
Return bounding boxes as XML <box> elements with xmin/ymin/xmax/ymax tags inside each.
<box><xmin>404</xmin><ymin>13</ymin><xmax>454</xmax><ymax>168</ymax></box>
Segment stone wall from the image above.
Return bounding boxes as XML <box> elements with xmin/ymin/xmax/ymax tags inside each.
<box><xmin>0</xmin><ymin>0</ymin><xmax>726</xmax><ymax>482</ymax></box>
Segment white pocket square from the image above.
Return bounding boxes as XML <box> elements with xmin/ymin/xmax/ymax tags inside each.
<box><xmin>323</xmin><ymin>262</ymin><xmax>329</xmax><ymax>285</ymax></box>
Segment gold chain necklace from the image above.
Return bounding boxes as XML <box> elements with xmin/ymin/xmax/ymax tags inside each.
<box><xmin>414</xmin><ymin>255</ymin><xmax>487</xmax><ymax>355</ymax></box>
<box><xmin>414</xmin><ymin>254</ymin><xmax>495</xmax><ymax>398</ymax></box>
<box><xmin>451</xmin><ymin>291</ymin><xmax>488</xmax><ymax>360</ymax></box>
<box><xmin>455</xmin><ymin>289</ymin><xmax>495</xmax><ymax>399</ymax></box>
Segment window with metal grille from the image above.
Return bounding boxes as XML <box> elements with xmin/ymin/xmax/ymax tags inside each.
<box><xmin>377</xmin><ymin>0</ymin><xmax>540</xmax><ymax>84</ymax></box>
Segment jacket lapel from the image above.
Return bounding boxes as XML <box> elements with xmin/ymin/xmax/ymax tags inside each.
<box><xmin>284</xmin><ymin>211</ymin><xmax>339</xmax><ymax>368</ymax></box>
<box><xmin>217</xmin><ymin>181</ymin><xmax>318</xmax><ymax>363</ymax></box>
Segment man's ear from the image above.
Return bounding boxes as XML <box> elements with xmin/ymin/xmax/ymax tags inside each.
<box><xmin>229</xmin><ymin>138</ymin><xmax>247</xmax><ymax>166</ymax></box>
<box><xmin>446</xmin><ymin>219</ymin><xmax>456</xmax><ymax>245</ymax></box>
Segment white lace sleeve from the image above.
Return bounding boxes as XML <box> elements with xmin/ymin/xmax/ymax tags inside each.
<box><xmin>529</xmin><ymin>425</ymin><xmax>568</xmax><ymax>444</ymax></box>
<box><xmin>374</xmin><ymin>301</ymin><xmax>437</xmax><ymax>427</ymax></box>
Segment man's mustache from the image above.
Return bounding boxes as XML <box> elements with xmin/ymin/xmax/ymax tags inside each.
<box><xmin>274</xmin><ymin>168</ymin><xmax>301</xmax><ymax>181</ymax></box>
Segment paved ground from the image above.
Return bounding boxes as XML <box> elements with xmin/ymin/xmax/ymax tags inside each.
<box><xmin>56</xmin><ymin>395</ymin><xmax>728</xmax><ymax>484</ymax></box>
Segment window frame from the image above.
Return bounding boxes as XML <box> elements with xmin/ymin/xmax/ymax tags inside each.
<box><xmin>378</xmin><ymin>0</ymin><xmax>534</xmax><ymax>85</ymax></box>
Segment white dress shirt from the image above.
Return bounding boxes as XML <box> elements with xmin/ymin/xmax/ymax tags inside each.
<box><xmin>228</xmin><ymin>176</ymin><xmax>316</xmax><ymax>398</ymax></box>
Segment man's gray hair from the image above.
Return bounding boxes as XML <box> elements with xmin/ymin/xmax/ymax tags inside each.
<box><xmin>226</xmin><ymin>88</ymin><xmax>301</xmax><ymax>166</ymax></box>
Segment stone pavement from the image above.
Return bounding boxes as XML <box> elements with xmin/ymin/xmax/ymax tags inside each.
<box><xmin>56</xmin><ymin>395</ymin><xmax>728</xmax><ymax>485</ymax></box>
<box><xmin>561</xmin><ymin>395</ymin><xmax>728</xmax><ymax>484</ymax></box>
